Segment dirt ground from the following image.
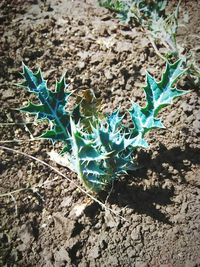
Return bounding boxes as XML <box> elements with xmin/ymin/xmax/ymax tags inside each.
<box><xmin>0</xmin><ymin>0</ymin><xmax>200</xmax><ymax>266</ymax></box>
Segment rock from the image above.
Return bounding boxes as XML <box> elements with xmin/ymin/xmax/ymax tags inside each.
<box><xmin>131</xmin><ymin>227</ymin><xmax>141</xmax><ymax>241</ymax></box>
<box><xmin>126</xmin><ymin>246</ymin><xmax>136</xmax><ymax>258</ymax></box>
<box><xmin>105</xmin><ymin>210</ymin><xmax>120</xmax><ymax>228</ymax></box>
<box><xmin>140</xmin><ymin>37</ymin><xmax>149</xmax><ymax>48</ymax></box>
<box><xmin>18</xmin><ymin>223</ymin><xmax>34</xmax><ymax>245</ymax></box>
<box><xmin>78</xmin><ymin>262</ymin><xmax>89</xmax><ymax>267</ymax></box>
<box><xmin>54</xmin><ymin>247</ymin><xmax>71</xmax><ymax>264</ymax></box>
<box><xmin>53</xmin><ymin>212</ymin><xmax>75</xmax><ymax>237</ymax></box>
<box><xmin>17</xmin><ymin>222</ymin><xmax>35</xmax><ymax>251</ymax></box>
<box><xmin>181</xmin><ymin>102</ymin><xmax>193</xmax><ymax>113</ymax></box>
<box><xmin>180</xmin><ymin>202</ymin><xmax>188</xmax><ymax>214</ymax></box>
<box><xmin>107</xmin><ymin>255</ymin><xmax>119</xmax><ymax>265</ymax></box>
<box><xmin>135</xmin><ymin>261</ymin><xmax>148</xmax><ymax>267</ymax></box>
<box><xmin>115</xmin><ymin>41</ymin><xmax>133</xmax><ymax>53</ymax></box>
<box><xmin>60</xmin><ymin>196</ymin><xmax>73</xmax><ymax>208</ymax></box>
<box><xmin>77</xmin><ymin>51</ymin><xmax>93</xmax><ymax>60</ymax></box>
<box><xmin>1</xmin><ymin>89</ymin><xmax>15</xmax><ymax>100</ymax></box>
<box><xmin>43</xmin><ymin>248</ymin><xmax>53</xmax><ymax>261</ymax></box>
<box><xmin>69</xmin><ymin>203</ymin><xmax>87</xmax><ymax>218</ymax></box>
<box><xmin>77</xmin><ymin>61</ymin><xmax>85</xmax><ymax>70</ymax></box>
<box><xmin>167</xmin><ymin>110</ymin><xmax>177</xmax><ymax>124</ymax></box>
<box><xmin>96</xmin><ymin>36</ymin><xmax>116</xmax><ymax>49</ymax></box>
<box><xmin>104</xmin><ymin>69</ymin><xmax>113</xmax><ymax>80</ymax></box>
<box><xmin>89</xmin><ymin>245</ymin><xmax>100</xmax><ymax>259</ymax></box>
<box><xmin>193</xmin><ymin>119</ymin><xmax>200</xmax><ymax>134</ymax></box>
<box><xmin>90</xmin><ymin>51</ymin><xmax>104</xmax><ymax>64</ymax></box>
<box><xmin>173</xmin><ymin>214</ymin><xmax>186</xmax><ymax>223</ymax></box>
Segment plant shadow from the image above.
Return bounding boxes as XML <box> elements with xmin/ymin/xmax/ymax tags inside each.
<box><xmin>135</xmin><ymin>143</ymin><xmax>200</xmax><ymax>183</ymax></box>
<box><xmin>110</xmin><ymin>182</ymin><xmax>173</xmax><ymax>224</ymax></box>
<box><xmin>100</xmin><ymin>144</ymin><xmax>200</xmax><ymax>224</ymax></box>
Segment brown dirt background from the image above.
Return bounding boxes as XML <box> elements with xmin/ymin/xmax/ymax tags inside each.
<box><xmin>0</xmin><ymin>0</ymin><xmax>200</xmax><ymax>266</ymax></box>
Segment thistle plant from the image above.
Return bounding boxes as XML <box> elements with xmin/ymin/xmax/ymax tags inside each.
<box><xmin>99</xmin><ymin>0</ymin><xmax>178</xmax><ymax>57</ymax></box>
<box><xmin>99</xmin><ymin>0</ymin><xmax>167</xmax><ymax>23</ymax></box>
<box><xmin>99</xmin><ymin>0</ymin><xmax>200</xmax><ymax>84</ymax></box>
<box><xmin>18</xmin><ymin>61</ymin><xmax>188</xmax><ymax>192</ymax></box>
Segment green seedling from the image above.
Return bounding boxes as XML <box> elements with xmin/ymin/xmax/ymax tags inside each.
<box><xmin>18</xmin><ymin>61</ymin><xmax>188</xmax><ymax>192</ymax></box>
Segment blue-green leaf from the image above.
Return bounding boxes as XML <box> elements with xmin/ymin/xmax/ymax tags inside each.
<box><xmin>19</xmin><ymin>64</ymin><xmax>71</xmax><ymax>144</ymax></box>
<box><xmin>130</xmin><ymin>60</ymin><xmax>188</xmax><ymax>137</ymax></box>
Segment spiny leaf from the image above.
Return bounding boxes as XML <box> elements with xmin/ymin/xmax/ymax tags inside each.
<box><xmin>79</xmin><ymin>143</ymin><xmax>107</xmax><ymax>161</ymax></box>
<box><xmin>130</xmin><ymin>60</ymin><xmax>188</xmax><ymax>137</ymax></box>
<box><xmin>107</xmin><ymin>109</ymin><xmax>123</xmax><ymax>132</ymax></box>
<box><xmin>82</xmin><ymin>161</ymin><xmax>106</xmax><ymax>176</ymax></box>
<box><xmin>129</xmin><ymin>102</ymin><xmax>165</xmax><ymax>137</ymax></box>
<box><xmin>70</xmin><ymin>119</ymin><xmax>108</xmax><ymax>191</ymax></box>
<box><xmin>20</xmin><ymin>102</ymin><xmax>45</xmax><ymax>114</ymax></box>
<box><xmin>40</xmin><ymin>128</ymin><xmax>69</xmax><ymax>141</ymax></box>
<box><xmin>19</xmin><ymin>64</ymin><xmax>71</xmax><ymax>144</ymax></box>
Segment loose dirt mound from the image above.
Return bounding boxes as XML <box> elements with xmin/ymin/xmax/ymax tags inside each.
<box><xmin>0</xmin><ymin>0</ymin><xmax>199</xmax><ymax>266</ymax></box>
